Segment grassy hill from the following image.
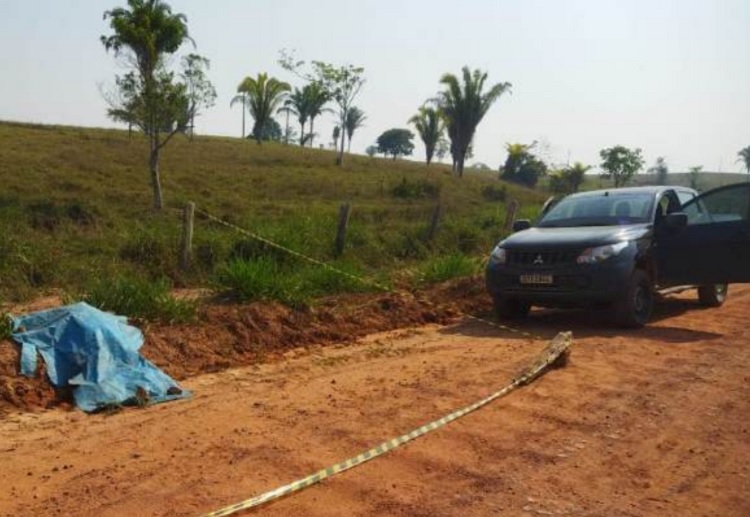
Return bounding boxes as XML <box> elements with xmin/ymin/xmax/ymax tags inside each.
<box><xmin>0</xmin><ymin>121</ymin><xmax>546</xmax><ymax>304</ymax></box>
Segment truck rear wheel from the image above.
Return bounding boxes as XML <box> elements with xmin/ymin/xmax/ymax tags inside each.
<box><xmin>698</xmin><ymin>284</ymin><xmax>728</xmax><ymax>307</ymax></box>
<box><xmin>614</xmin><ymin>270</ymin><xmax>654</xmax><ymax>328</ymax></box>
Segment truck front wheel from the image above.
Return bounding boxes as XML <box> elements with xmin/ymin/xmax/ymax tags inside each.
<box><xmin>614</xmin><ymin>270</ymin><xmax>654</xmax><ymax>328</ymax></box>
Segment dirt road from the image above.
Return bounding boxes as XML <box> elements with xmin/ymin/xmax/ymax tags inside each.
<box><xmin>1</xmin><ymin>286</ymin><xmax>749</xmax><ymax>516</ymax></box>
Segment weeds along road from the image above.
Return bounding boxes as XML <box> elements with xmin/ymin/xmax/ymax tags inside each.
<box><xmin>1</xmin><ymin>286</ymin><xmax>749</xmax><ymax>517</ymax></box>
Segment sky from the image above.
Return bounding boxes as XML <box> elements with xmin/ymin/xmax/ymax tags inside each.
<box><xmin>1</xmin><ymin>0</ymin><xmax>748</xmax><ymax>173</ymax></box>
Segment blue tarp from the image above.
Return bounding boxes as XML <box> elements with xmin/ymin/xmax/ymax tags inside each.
<box><xmin>11</xmin><ymin>302</ymin><xmax>189</xmax><ymax>412</ymax></box>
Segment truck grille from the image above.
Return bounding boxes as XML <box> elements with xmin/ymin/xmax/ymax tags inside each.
<box><xmin>506</xmin><ymin>249</ymin><xmax>579</xmax><ymax>267</ymax></box>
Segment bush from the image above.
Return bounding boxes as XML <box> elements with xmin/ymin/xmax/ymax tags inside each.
<box><xmin>71</xmin><ymin>276</ymin><xmax>197</xmax><ymax>323</ymax></box>
<box><xmin>119</xmin><ymin>233</ymin><xmax>175</xmax><ymax>274</ymax></box>
<box><xmin>229</xmin><ymin>238</ymin><xmax>294</xmax><ymax>266</ymax></box>
<box><xmin>481</xmin><ymin>184</ymin><xmax>507</xmax><ymax>202</ymax></box>
<box><xmin>417</xmin><ymin>254</ymin><xmax>479</xmax><ymax>285</ymax></box>
<box><xmin>391</xmin><ymin>178</ymin><xmax>440</xmax><ymax>200</ymax></box>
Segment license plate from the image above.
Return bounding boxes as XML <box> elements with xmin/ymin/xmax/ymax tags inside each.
<box><xmin>520</xmin><ymin>274</ymin><xmax>553</xmax><ymax>285</ymax></box>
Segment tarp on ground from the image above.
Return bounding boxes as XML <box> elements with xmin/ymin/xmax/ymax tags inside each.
<box><xmin>11</xmin><ymin>302</ymin><xmax>189</xmax><ymax>412</ymax></box>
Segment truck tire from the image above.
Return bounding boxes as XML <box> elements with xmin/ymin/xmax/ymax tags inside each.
<box><xmin>493</xmin><ymin>296</ymin><xmax>531</xmax><ymax>320</ymax></box>
<box><xmin>698</xmin><ymin>284</ymin><xmax>728</xmax><ymax>307</ymax></box>
<box><xmin>614</xmin><ymin>270</ymin><xmax>654</xmax><ymax>328</ymax></box>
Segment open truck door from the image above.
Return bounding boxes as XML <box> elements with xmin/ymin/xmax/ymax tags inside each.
<box><xmin>658</xmin><ymin>183</ymin><xmax>750</xmax><ymax>286</ymax></box>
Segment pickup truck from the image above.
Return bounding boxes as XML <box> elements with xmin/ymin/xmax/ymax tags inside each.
<box><xmin>485</xmin><ymin>183</ymin><xmax>750</xmax><ymax>327</ymax></box>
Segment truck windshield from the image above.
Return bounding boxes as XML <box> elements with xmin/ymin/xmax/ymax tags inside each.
<box><xmin>538</xmin><ymin>192</ymin><xmax>654</xmax><ymax>227</ymax></box>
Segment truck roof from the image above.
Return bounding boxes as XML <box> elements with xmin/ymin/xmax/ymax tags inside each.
<box><xmin>568</xmin><ymin>185</ymin><xmax>698</xmax><ymax>198</ymax></box>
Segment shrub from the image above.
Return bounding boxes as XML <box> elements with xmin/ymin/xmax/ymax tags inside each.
<box><xmin>229</xmin><ymin>238</ymin><xmax>294</xmax><ymax>266</ymax></box>
<box><xmin>71</xmin><ymin>276</ymin><xmax>196</xmax><ymax>323</ymax></box>
<box><xmin>119</xmin><ymin>233</ymin><xmax>175</xmax><ymax>274</ymax></box>
<box><xmin>391</xmin><ymin>177</ymin><xmax>440</xmax><ymax>200</ymax></box>
<box><xmin>481</xmin><ymin>184</ymin><xmax>507</xmax><ymax>202</ymax></box>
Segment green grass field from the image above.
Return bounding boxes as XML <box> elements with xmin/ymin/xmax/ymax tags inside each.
<box><xmin>0</xmin><ymin>121</ymin><xmax>547</xmax><ymax>305</ymax></box>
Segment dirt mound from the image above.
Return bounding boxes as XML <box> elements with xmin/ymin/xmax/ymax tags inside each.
<box><xmin>0</xmin><ymin>278</ymin><xmax>490</xmax><ymax>414</ymax></box>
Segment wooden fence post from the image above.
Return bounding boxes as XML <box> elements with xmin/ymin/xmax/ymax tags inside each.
<box><xmin>334</xmin><ymin>202</ymin><xmax>351</xmax><ymax>257</ymax></box>
<box><xmin>180</xmin><ymin>202</ymin><xmax>195</xmax><ymax>270</ymax></box>
<box><xmin>504</xmin><ymin>199</ymin><xmax>519</xmax><ymax>232</ymax></box>
<box><xmin>427</xmin><ymin>203</ymin><xmax>443</xmax><ymax>241</ymax></box>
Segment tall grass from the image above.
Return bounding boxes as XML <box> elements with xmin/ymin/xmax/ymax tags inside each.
<box><xmin>417</xmin><ymin>254</ymin><xmax>481</xmax><ymax>286</ymax></box>
<box><xmin>69</xmin><ymin>276</ymin><xmax>197</xmax><ymax>323</ymax></box>
<box><xmin>216</xmin><ymin>257</ymin><xmax>373</xmax><ymax>307</ymax></box>
<box><xmin>0</xmin><ymin>313</ymin><xmax>12</xmax><ymax>341</ymax></box>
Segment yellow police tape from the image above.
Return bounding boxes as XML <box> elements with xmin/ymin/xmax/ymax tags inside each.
<box><xmin>200</xmin><ymin>331</ymin><xmax>572</xmax><ymax>517</ymax></box>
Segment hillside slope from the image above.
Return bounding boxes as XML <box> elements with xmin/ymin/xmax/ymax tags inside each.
<box><xmin>0</xmin><ymin>121</ymin><xmax>545</xmax><ymax>301</ymax></box>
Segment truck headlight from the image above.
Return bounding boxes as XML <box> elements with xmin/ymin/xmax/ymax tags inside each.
<box><xmin>490</xmin><ymin>245</ymin><xmax>508</xmax><ymax>264</ymax></box>
<box><xmin>577</xmin><ymin>241</ymin><xmax>628</xmax><ymax>265</ymax></box>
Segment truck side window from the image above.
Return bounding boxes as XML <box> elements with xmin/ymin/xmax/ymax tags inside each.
<box><xmin>676</xmin><ymin>191</ymin><xmax>695</xmax><ymax>207</ymax></box>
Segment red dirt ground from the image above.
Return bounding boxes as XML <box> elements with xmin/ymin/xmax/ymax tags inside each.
<box><xmin>1</xmin><ymin>282</ymin><xmax>749</xmax><ymax>516</ymax></box>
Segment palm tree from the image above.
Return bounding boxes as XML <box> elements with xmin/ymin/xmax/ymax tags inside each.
<box><xmin>437</xmin><ymin>67</ymin><xmax>511</xmax><ymax>177</ymax></box>
<box><xmin>408</xmin><ymin>106</ymin><xmax>444</xmax><ymax>165</ymax></box>
<box><xmin>101</xmin><ymin>0</ymin><xmax>194</xmax><ymax>211</ymax></box>
<box><xmin>344</xmin><ymin>106</ymin><xmax>366</xmax><ymax>152</ymax></box>
<box><xmin>284</xmin><ymin>88</ymin><xmax>310</xmax><ymax>146</ymax></box>
<box><xmin>230</xmin><ymin>93</ymin><xmax>249</xmax><ymax>138</ymax></box>
<box><xmin>305</xmin><ymin>82</ymin><xmax>331</xmax><ymax>148</ymax></box>
<box><xmin>237</xmin><ymin>73</ymin><xmax>291</xmax><ymax>144</ymax></box>
<box><xmin>276</xmin><ymin>104</ymin><xmax>294</xmax><ymax>145</ymax></box>
<box><xmin>738</xmin><ymin>146</ymin><xmax>750</xmax><ymax>178</ymax></box>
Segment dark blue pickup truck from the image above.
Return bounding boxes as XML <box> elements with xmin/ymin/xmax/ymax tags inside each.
<box><xmin>486</xmin><ymin>183</ymin><xmax>750</xmax><ymax>327</ymax></box>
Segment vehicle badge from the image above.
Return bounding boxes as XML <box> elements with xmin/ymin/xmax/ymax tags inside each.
<box><xmin>533</xmin><ymin>255</ymin><xmax>544</xmax><ymax>265</ymax></box>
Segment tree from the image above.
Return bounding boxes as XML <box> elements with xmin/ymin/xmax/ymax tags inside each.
<box><xmin>599</xmin><ymin>146</ymin><xmax>645</xmax><ymax>187</ymax></box>
<box><xmin>332</xmin><ymin>126</ymin><xmax>341</xmax><ymax>150</ymax></box>
<box><xmin>499</xmin><ymin>142</ymin><xmax>547</xmax><ymax>188</ymax></box>
<box><xmin>181</xmin><ymin>53</ymin><xmax>216</xmax><ymax>140</ymax></box>
<box><xmin>304</xmin><ymin>82</ymin><xmax>330</xmax><ymax>148</ymax></box>
<box><xmin>280</xmin><ymin>52</ymin><xmax>365</xmax><ymax>165</ymax></box>
<box><xmin>648</xmin><ymin>156</ymin><xmax>669</xmax><ymax>185</ymax></box>
<box><xmin>101</xmin><ymin>0</ymin><xmax>198</xmax><ymax>210</ymax></box>
<box><xmin>377</xmin><ymin>129</ymin><xmax>414</xmax><ymax>160</ymax></box>
<box><xmin>285</xmin><ymin>88</ymin><xmax>310</xmax><ymax>146</ymax></box>
<box><xmin>549</xmin><ymin>162</ymin><xmax>590</xmax><ymax>194</ymax></box>
<box><xmin>738</xmin><ymin>146</ymin><xmax>750</xmax><ymax>177</ymax></box>
<box><xmin>435</xmin><ymin>138</ymin><xmax>449</xmax><ymax>163</ymax></box>
<box><xmin>365</xmin><ymin>145</ymin><xmax>378</xmax><ymax>157</ymax></box>
<box><xmin>230</xmin><ymin>92</ymin><xmax>250</xmax><ymax>138</ymax></box>
<box><xmin>344</xmin><ymin>106</ymin><xmax>366</xmax><ymax>152</ymax></box>
<box><xmin>408</xmin><ymin>105</ymin><xmax>444</xmax><ymax>165</ymax></box>
<box><xmin>276</xmin><ymin>104</ymin><xmax>294</xmax><ymax>144</ymax></box>
<box><xmin>437</xmin><ymin>67</ymin><xmax>511</xmax><ymax>177</ymax></box>
<box><xmin>237</xmin><ymin>73</ymin><xmax>291</xmax><ymax>144</ymax></box>
<box><xmin>688</xmin><ymin>165</ymin><xmax>703</xmax><ymax>190</ymax></box>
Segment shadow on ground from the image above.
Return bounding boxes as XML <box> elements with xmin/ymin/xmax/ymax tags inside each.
<box><xmin>443</xmin><ymin>295</ymin><xmax>724</xmax><ymax>344</ymax></box>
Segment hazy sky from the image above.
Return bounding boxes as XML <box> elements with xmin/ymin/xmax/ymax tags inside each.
<box><xmin>1</xmin><ymin>0</ymin><xmax>748</xmax><ymax>172</ymax></box>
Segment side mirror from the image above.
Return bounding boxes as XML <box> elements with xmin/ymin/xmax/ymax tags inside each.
<box><xmin>665</xmin><ymin>212</ymin><xmax>688</xmax><ymax>230</ymax></box>
<box><xmin>512</xmin><ymin>219</ymin><xmax>532</xmax><ymax>232</ymax></box>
